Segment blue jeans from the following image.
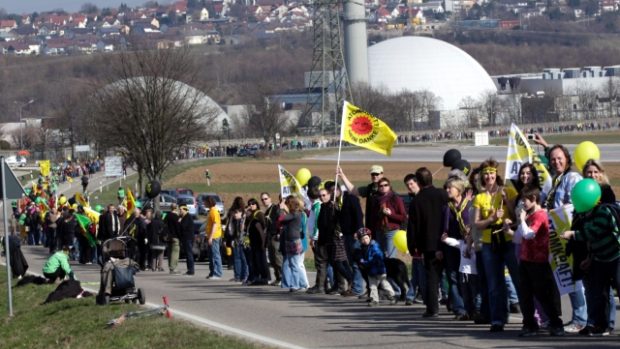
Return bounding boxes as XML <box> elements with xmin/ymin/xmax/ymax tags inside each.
<box><xmin>481</xmin><ymin>243</ymin><xmax>520</xmax><ymax>326</ymax></box>
<box><xmin>447</xmin><ymin>269</ymin><xmax>466</xmax><ymax>315</ymax></box>
<box><xmin>505</xmin><ymin>273</ymin><xmax>519</xmax><ymax>305</ymax></box>
<box><xmin>208</xmin><ymin>238</ymin><xmax>223</xmax><ymax>277</ymax></box>
<box><xmin>378</xmin><ymin>229</ymin><xmax>398</xmax><ymax>259</ymax></box>
<box><xmin>183</xmin><ymin>239</ymin><xmax>194</xmax><ymax>274</ymax></box>
<box><xmin>567</xmin><ymin>280</ymin><xmax>587</xmax><ymax>326</ymax></box>
<box><xmin>344</xmin><ymin>235</ymin><xmax>364</xmax><ymax>295</ymax></box>
<box><xmin>408</xmin><ymin>258</ymin><xmax>426</xmax><ymax>301</ymax></box>
<box><xmin>282</xmin><ymin>252</ymin><xmax>308</xmax><ymax>290</ymax></box>
<box><xmin>233</xmin><ymin>244</ymin><xmax>249</xmax><ymax>281</ymax></box>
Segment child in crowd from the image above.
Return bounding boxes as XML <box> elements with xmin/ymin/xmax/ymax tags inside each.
<box><xmin>357</xmin><ymin>227</ymin><xmax>396</xmax><ymax>306</ymax></box>
<box><xmin>512</xmin><ymin>188</ymin><xmax>564</xmax><ymax>337</ymax></box>
<box><xmin>441</xmin><ymin>231</ymin><xmax>479</xmax><ymax>320</ymax></box>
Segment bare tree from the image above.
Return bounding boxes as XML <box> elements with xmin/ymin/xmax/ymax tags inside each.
<box><xmin>90</xmin><ymin>47</ymin><xmax>216</xmax><ymax>188</ymax></box>
<box><xmin>599</xmin><ymin>76</ymin><xmax>620</xmax><ymax>119</ymax></box>
<box><xmin>458</xmin><ymin>96</ymin><xmax>481</xmax><ymax>128</ymax></box>
<box><xmin>570</xmin><ymin>83</ymin><xmax>599</xmax><ymax>120</ymax></box>
<box><xmin>480</xmin><ymin>91</ymin><xmax>503</xmax><ymax>126</ymax></box>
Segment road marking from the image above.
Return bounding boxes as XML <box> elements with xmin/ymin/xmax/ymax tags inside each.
<box><xmin>158</xmin><ymin>303</ymin><xmax>308</xmax><ymax>349</ymax></box>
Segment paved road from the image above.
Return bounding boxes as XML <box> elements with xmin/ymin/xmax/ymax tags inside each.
<box><xmin>310</xmin><ymin>144</ymin><xmax>620</xmax><ymax>163</ymax></box>
<box><xmin>3</xmin><ymin>158</ymin><xmax>620</xmax><ymax>349</ymax></box>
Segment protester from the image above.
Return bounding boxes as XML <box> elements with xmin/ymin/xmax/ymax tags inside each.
<box><xmin>318</xmin><ymin>181</ymin><xmax>354</xmax><ymax>296</ymax></box>
<box><xmin>512</xmin><ymin>188</ymin><xmax>565</xmax><ymax>337</ymax></box>
<box><xmin>307</xmin><ymin>187</ymin><xmax>331</xmax><ymax>294</ymax></box>
<box><xmin>148</xmin><ymin>211</ymin><xmax>166</xmax><ymax>272</ymax></box>
<box><xmin>226</xmin><ymin>197</ymin><xmax>249</xmax><ymax>283</ymax></box>
<box><xmin>442</xmin><ymin>177</ymin><xmax>472</xmax><ymax>320</ymax></box>
<box><xmin>562</xmin><ymin>201</ymin><xmax>620</xmax><ymax>336</ymax></box>
<box><xmin>42</xmin><ymin>246</ymin><xmax>75</xmax><ymax>283</ymax></box>
<box><xmin>246</xmin><ymin>198</ymin><xmax>270</xmax><ymax>285</ymax></box>
<box><xmin>473</xmin><ymin>158</ymin><xmax>520</xmax><ymax>332</ymax></box>
<box><xmin>279</xmin><ymin>195</ymin><xmax>308</xmax><ymax>292</ymax></box>
<box><xmin>165</xmin><ymin>203</ymin><xmax>182</xmax><ymax>274</ymax></box>
<box><xmin>582</xmin><ymin>159</ymin><xmax>616</xmax><ymax>204</ymax></box>
<box><xmin>539</xmin><ymin>141</ymin><xmax>587</xmax><ymax>334</ymax></box>
<box><xmin>357</xmin><ymin>228</ymin><xmax>396</xmax><ymax>306</ymax></box>
<box><xmin>407</xmin><ymin>167</ymin><xmax>449</xmax><ymax>318</ymax></box>
<box><xmin>262</xmin><ymin>192</ymin><xmax>283</xmax><ymax>286</ymax></box>
<box><xmin>374</xmin><ymin>177</ymin><xmax>406</xmax><ymax>258</ymax></box>
<box><xmin>338</xmin><ymin>165</ymin><xmax>383</xmax><ymax>236</ymax></box>
<box><xmin>44</xmin><ymin>207</ymin><xmax>60</xmax><ymax>254</ymax></box>
<box><xmin>179</xmin><ymin>205</ymin><xmax>195</xmax><ymax>276</ymax></box>
<box><xmin>205</xmin><ymin>196</ymin><xmax>223</xmax><ymax>280</ymax></box>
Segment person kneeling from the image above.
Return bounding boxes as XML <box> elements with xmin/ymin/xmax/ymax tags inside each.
<box><xmin>42</xmin><ymin>246</ymin><xmax>76</xmax><ymax>283</ymax></box>
<box><xmin>358</xmin><ymin>228</ymin><xmax>396</xmax><ymax>307</ymax></box>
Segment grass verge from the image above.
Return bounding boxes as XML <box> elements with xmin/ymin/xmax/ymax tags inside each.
<box><xmin>0</xmin><ymin>268</ymin><xmax>265</xmax><ymax>349</ymax></box>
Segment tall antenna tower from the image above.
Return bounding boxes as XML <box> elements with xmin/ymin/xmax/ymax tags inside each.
<box><xmin>303</xmin><ymin>0</ymin><xmax>349</xmax><ymax>136</ymax></box>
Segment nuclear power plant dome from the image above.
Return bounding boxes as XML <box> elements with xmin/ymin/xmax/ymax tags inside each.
<box><xmin>367</xmin><ymin>37</ymin><xmax>496</xmax><ymax>111</ymax></box>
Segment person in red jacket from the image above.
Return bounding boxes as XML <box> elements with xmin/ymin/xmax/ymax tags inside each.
<box><xmin>374</xmin><ymin>177</ymin><xmax>407</xmax><ymax>259</ymax></box>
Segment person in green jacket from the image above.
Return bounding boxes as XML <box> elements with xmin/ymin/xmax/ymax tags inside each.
<box><xmin>43</xmin><ymin>246</ymin><xmax>75</xmax><ymax>283</ymax></box>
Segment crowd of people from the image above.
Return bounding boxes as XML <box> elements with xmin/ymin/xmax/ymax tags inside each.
<box><xmin>8</xmin><ymin>130</ymin><xmax>620</xmax><ymax>339</ymax></box>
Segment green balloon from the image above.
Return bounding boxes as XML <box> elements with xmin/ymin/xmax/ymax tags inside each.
<box><xmin>95</xmin><ymin>205</ymin><xmax>104</xmax><ymax>213</ymax></box>
<box><xmin>571</xmin><ymin>178</ymin><xmax>601</xmax><ymax>213</ymax></box>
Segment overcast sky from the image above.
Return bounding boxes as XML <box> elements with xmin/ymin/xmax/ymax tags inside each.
<box><xmin>0</xmin><ymin>1</ymin><xmax>172</xmax><ymax>14</ymax></box>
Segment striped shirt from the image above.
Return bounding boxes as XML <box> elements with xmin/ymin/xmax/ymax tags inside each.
<box><xmin>574</xmin><ymin>205</ymin><xmax>620</xmax><ymax>262</ymax></box>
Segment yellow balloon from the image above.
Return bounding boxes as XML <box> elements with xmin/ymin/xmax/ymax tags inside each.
<box><xmin>59</xmin><ymin>196</ymin><xmax>67</xmax><ymax>205</ymax></box>
<box><xmin>295</xmin><ymin>168</ymin><xmax>312</xmax><ymax>187</ymax></box>
<box><xmin>574</xmin><ymin>141</ymin><xmax>600</xmax><ymax>171</ymax></box>
<box><xmin>393</xmin><ymin>230</ymin><xmax>408</xmax><ymax>254</ymax></box>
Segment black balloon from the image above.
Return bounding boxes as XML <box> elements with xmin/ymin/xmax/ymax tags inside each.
<box><xmin>452</xmin><ymin>159</ymin><xmax>471</xmax><ymax>176</ymax></box>
<box><xmin>443</xmin><ymin>149</ymin><xmax>462</xmax><ymax>167</ymax></box>
<box><xmin>307</xmin><ymin>176</ymin><xmax>322</xmax><ymax>189</ymax></box>
<box><xmin>145</xmin><ymin>180</ymin><xmax>161</xmax><ymax>199</ymax></box>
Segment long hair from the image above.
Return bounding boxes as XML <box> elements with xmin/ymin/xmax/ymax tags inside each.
<box><xmin>548</xmin><ymin>144</ymin><xmax>573</xmax><ymax>174</ymax></box>
<box><xmin>516</xmin><ymin>163</ymin><xmax>541</xmax><ymax>192</ymax></box>
<box><xmin>582</xmin><ymin>159</ymin><xmax>610</xmax><ymax>185</ymax></box>
<box><xmin>479</xmin><ymin>158</ymin><xmax>504</xmax><ymax>187</ymax></box>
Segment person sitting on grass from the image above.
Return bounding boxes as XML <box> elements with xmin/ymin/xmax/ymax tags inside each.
<box><xmin>42</xmin><ymin>246</ymin><xmax>75</xmax><ymax>283</ymax></box>
<box><xmin>357</xmin><ymin>227</ymin><xmax>396</xmax><ymax>307</ymax></box>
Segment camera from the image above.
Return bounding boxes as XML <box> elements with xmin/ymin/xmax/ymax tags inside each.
<box><xmin>527</xmin><ymin>134</ymin><xmax>535</xmax><ymax>140</ymax></box>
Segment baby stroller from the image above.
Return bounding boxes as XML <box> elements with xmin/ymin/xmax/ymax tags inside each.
<box><xmin>97</xmin><ymin>236</ymin><xmax>145</xmax><ymax>305</ymax></box>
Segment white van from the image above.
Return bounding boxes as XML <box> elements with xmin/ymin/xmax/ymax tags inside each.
<box><xmin>5</xmin><ymin>155</ymin><xmax>27</xmax><ymax>167</ymax></box>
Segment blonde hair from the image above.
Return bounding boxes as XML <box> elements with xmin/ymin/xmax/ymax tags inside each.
<box><xmin>445</xmin><ymin>178</ymin><xmax>466</xmax><ymax>194</ymax></box>
<box><xmin>285</xmin><ymin>195</ymin><xmax>304</xmax><ymax>213</ymax></box>
<box><xmin>582</xmin><ymin>159</ymin><xmax>610</xmax><ymax>185</ymax></box>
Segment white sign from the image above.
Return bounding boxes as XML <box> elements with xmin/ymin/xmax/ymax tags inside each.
<box><xmin>474</xmin><ymin>131</ymin><xmax>489</xmax><ymax>146</ymax></box>
<box><xmin>105</xmin><ymin>156</ymin><xmax>123</xmax><ymax>177</ymax></box>
<box><xmin>75</xmin><ymin>145</ymin><xmax>91</xmax><ymax>152</ymax></box>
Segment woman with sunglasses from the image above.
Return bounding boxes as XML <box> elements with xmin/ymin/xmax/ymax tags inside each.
<box><xmin>374</xmin><ymin>178</ymin><xmax>406</xmax><ymax>259</ymax></box>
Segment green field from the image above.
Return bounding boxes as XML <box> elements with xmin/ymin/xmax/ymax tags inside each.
<box><xmin>0</xmin><ymin>269</ymin><xmax>264</xmax><ymax>349</ymax></box>
<box><xmin>489</xmin><ymin>130</ymin><xmax>620</xmax><ymax>146</ymax></box>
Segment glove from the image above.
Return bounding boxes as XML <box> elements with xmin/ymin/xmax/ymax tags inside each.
<box><xmin>144</xmin><ymin>238</ymin><xmax>148</xmax><ymax>244</ymax></box>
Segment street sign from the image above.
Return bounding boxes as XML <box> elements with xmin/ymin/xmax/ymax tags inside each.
<box><xmin>0</xmin><ymin>158</ymin><xmax>26</xmax><ymax>199</ymax></box>
<box><xmin>105</xmin><ymin>156</ymin><xmax>123</xmax><ymax>177</ymax></box>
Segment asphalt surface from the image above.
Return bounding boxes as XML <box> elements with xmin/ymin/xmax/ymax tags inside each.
<box><xmin>3</xmin><ymin>154</ymin><xmax>620</xmax><ymax>348</ymax></box>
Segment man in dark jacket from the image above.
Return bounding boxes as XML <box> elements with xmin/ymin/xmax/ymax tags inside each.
<box><xmin>179</xmin><ymin>205</ymin><xmax>195</xmax><ymax>275</ymax></box>
<box><xmin>407</xmin><ymin>167</ymin><xmax>448</xmax><ymax>317</ymax></box>
<box><xmin>262</xmin><ymin>192</ymin><xmax>283</xmax><ymax>286</ymax></box>
<box><xmin>336</xmin><ymin>186</ymin><xmax>364</xmax><ymax>296</ymax></box>
<box><xmin>165</xmin><ymin>204</ymin><xmax>182</xmax><ymax>274</ymax></box>
<box><xmin>98</xmin><ymin>204</ymin><xmax>120</xmax><ymax>242</ymax></box>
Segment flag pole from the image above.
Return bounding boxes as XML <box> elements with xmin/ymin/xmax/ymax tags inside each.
<box><xmin>333</xmin><ymin>102</ymin><xmax>347</xmax><ymax>203</ymax></box>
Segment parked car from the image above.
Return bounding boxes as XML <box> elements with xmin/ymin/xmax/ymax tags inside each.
<box><xmin>139</xmin><ymin>193</ymin><xmax>177</xmax><ymax>212</ymax></box>
<box><xmin>196</xmin><ymin>193</ymin><xmax>225</xmax><ymax>216</ymax></box>
<box><xmin>176</xmin><ymin>188</ymin><xmax>194</xmax><ymax>197</ymax></box>
<box><xmin>5</xmin><ymin>155</ymin><xmax>27</xmax><ymax>167</ymax></box>
<box><xmin>176</xmin><ymin>194</ymin><xmax>198</xmax><ymax>217</ymax></box>
<box><xmin>160</xmin><ymin>189</ymin><xmax>177</xmax><ymax>198</ymax></box>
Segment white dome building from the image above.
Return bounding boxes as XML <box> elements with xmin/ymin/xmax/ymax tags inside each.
<box><xmin>367</xmin><ymin>36</ymin><xmax>496</xmax><ymax>126</ymax></box>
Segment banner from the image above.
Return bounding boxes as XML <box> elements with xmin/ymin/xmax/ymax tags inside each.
<box><xmin>278</xmin><ymin>165</ymin><xmax>310</xmax><ymax>207</ymax></box>
<box><xmin>548</xmin><ymin>204</ymin><xmax>575</xmax><ymax>295</ymax></box>
<box><xmin>505</xmin><ymin>123</ymin><xmax>552</xmax><ymax>195</ymax></box>
<box><xmin>341</xmin><ymin>101</ymin><xmax>397</xmax><ymax>156</ymax></box>
<box><xmin>105</xmin><ymin>156</ymin><xmax>123</xmax><ymax>177</ymax></box>
<box><xmin>39</xmin><ymin>160</ymin><xmax>51</xmax><ymax>177</ymax></box>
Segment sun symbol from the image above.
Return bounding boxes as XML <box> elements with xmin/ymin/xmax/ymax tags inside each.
<box><xmin>350</xmin><ymin>114</ymin><xmax>373</xmax><ymax>136</ymax></box>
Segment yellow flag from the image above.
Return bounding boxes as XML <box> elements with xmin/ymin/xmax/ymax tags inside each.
<box><xmin>341</xmin><ymin>101</ymin><xmax>397</xmax><ymax>156</ymax></box>
<box><xmin>125</xmin><ymin>188</ymin><xmax>136</xmax><ymax>219</ymax></box>
<box><xmin>39</xmin><ymin>160</ymin><xmax>51</xmax><ymax>177</ymax></box>
<box><xmin>74</xmin><ymin>192</ymin><xmax>89</xmax><ymax>208</ymax></box>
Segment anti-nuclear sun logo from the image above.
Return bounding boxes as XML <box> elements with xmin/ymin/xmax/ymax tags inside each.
<box><xmin>350</xmin><ymin>114</ymin><xmax>374</xmax><ymax>137</ymax></box>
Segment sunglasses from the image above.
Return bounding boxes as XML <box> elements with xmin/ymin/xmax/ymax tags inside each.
<box><xmin>379</xmin><ymin>183</ymin><xmax>390</xmax><ymax>188</ymax></box>
<box><xmin>261</xmin><ymin>197</ymin><xmax>269</xmax><ymax>201</ymax></box>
